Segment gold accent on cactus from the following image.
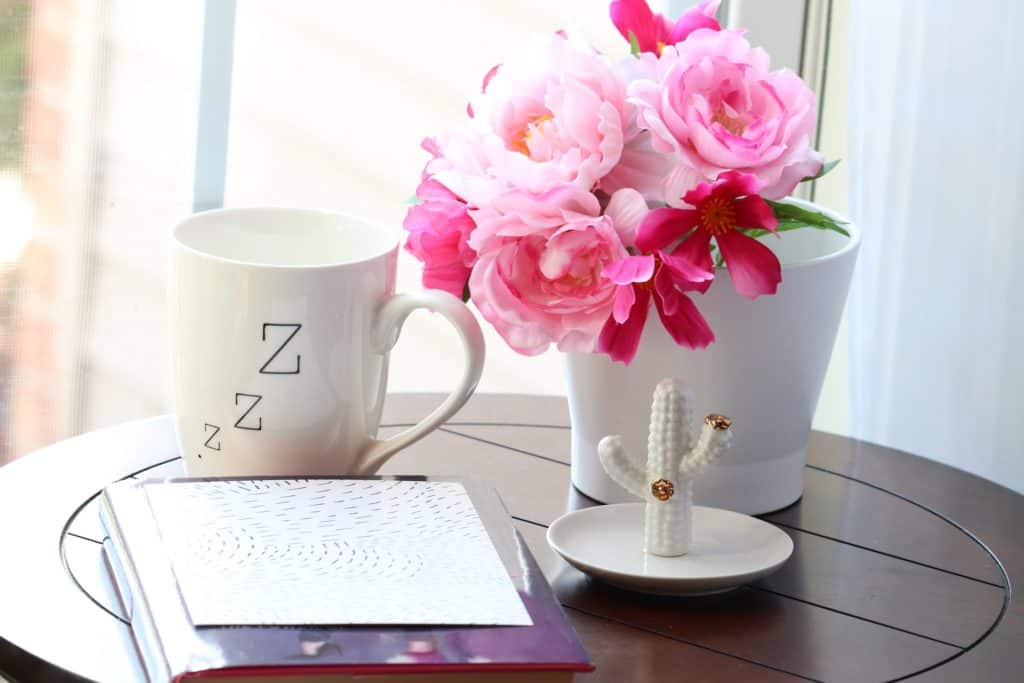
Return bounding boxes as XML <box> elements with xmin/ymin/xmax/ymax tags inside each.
<box><xmin>651</xmin><ymin>478</ymin><xmax>675</xmax><ymax>501</ymax></box>
<box><xmin>705</xmin><ymin>414</ymin><xmax>732</xmax><ymax>430</ymax></box>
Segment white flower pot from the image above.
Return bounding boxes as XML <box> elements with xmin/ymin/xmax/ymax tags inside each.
<box><xmin>565</xmin><ymin>200</ymin><xmax>860</xmax><ymax>514</ymax></box>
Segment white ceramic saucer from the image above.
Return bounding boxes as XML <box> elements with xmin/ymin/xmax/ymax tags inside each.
<box><xmin>547</xmin><ymin>503</ymin><xmax>793</xmax><ymax>595</ymax></box>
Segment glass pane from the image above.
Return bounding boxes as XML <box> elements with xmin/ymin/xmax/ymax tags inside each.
<box><xmin>0</xmin><ymin>0</ymin><xmax>202</xmax><ymax>464</ymax></box>
<box><xmin>224</xmin><ymin>1</ymin><xmax>623</xmax><ymax>396</ymax></box>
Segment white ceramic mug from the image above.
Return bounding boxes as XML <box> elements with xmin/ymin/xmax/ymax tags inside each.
<box><xmin>169</xmin><ymin>207</ymin><xmax>485</xmax><ymax>477</ymax></box>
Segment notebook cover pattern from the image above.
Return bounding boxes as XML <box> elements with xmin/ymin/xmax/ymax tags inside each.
<box><xmin>144</xmin><ymin>479</ymin><xmax>531</xmax><ymax>626</ymax></box>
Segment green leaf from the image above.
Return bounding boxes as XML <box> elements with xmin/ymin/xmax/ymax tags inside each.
<box><xmin>406</xmin><ymin>194</ymin><xmax>421</xmax><ymax>206</ymax></box>
<box><xmin>765</xmin><ymin>199</ymin><xmax>850</xmax><ymax>237</ymax></box>
<box><xmin>801</xmin><ymin>158</ymin><xmax>840</xmax><ymax>183</ymax></box>
<box><xmin>628</xmin><ymin>30</ymin><xmax>641</xmax><ymax>56</ymax></box>
<box><xmin>708</xmin><ymin>242</ymin><xmax>724</xmax><ymax>268</ymax></box>
<box><xmin>742</xmin><ymin>222</ymin><xmax>816</xmax><ymax>239</ymax></box>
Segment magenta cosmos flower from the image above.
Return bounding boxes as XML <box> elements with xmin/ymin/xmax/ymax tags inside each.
<box><xmin>610</xmin><ymin>0</ymin><xmax>720</xmax><ymax>55</ymax></box>
<box><xmin>596</xmin><ymin>250</ymin><xmax>715</xmax><ymax>365</ymax></box>
<box><xmin>636</xmin><ymin>171</ymin><xmax>781</xmax><ymax>299</ymax></box>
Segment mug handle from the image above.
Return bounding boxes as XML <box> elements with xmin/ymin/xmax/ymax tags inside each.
<box><xmin>356</xmin><ymin>290</ymin><xmax>486</xmax><ymax>473</ymax></box>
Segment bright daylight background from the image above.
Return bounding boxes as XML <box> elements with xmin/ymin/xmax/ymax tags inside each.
<box><xmin>0</xmin><ymin>0</ymin><xmax>847</xmax><ymax>465</ymax></box>
<box><xmin>7</xmin><ymin>0</ymin><xmax>1019</xmax><ymax>498</ymax></box>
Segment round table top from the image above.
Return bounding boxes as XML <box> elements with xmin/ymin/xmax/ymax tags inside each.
<box><xmin>0</xmin><ymin>394</ymin><xmax>1020</xmax><ymax>683</ymax></box>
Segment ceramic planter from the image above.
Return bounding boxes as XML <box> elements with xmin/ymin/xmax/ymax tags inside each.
<box><xmin>565</xmin><ymin>199</ymin><xmax>860</xmax><ymax>514</ymax></box>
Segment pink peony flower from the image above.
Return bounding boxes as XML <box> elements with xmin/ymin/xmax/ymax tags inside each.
<box><xmin>423</xmin><ymin>126</ymin><xmax>502</xmax><ymax>209</ymax></box>
<box><xmin>603</xmin><ymin>186</ymin><xmax>649</xmax><ymax>248</ymax></box>
<box><xmin>430</xmin><ymin>33</ymin><xmax>630</xmax><ymax>206</ymax></box>
<box><xmin>610</xmin><ymin>0</ymin><xmax>721</xmax><ymax>55</ymax></box>
<box><xmin>630</xmin><ymin>29</ymin><xmax>822</xmax><ymax>199</ymax></box>
<box><xmin>636</xmin><ymin>171</ymin><xmax>781</xmax><ymax>298</ymax></box>
<box><xmin>466</xmin><ymin>64</ymin><xmax>501</xmax><ymax>118</ymax></box>
<box><xmin>600</xmin><ymin>124</ymin><xmax>676</xmax><ymax>204</ymax></box>
<box><xmin>467</xmin><ymin>186</ymin><xmax>603</xmax><ymax>254</ymax></box>
<box><xmin>597</xmin><ymin>251</ymin><xmax>715</xmax><ymax>364</ymax></box>
<box><xmin>403</xmin><ymin>177</ymin><xmax>477</xmax><ymax>299</ymax></box>
<box><xmin>468</xmin><ymin>187</ymin><xmax>645</xmax><ymax>355</ymax></box>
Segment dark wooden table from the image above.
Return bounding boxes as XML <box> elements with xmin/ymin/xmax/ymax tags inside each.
<box><xmin>0</xmin><ymin>394</ymin><xmax>1019</xmax><ymax>682</ymax></box>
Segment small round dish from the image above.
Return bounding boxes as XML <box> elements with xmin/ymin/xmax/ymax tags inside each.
<box><xmin>547</xmin><ymin>503</ymin><xmax>793</xmax><ymax>595</ymax></box>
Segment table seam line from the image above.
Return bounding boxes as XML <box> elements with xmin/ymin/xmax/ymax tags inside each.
<box><xmin>381</xmin><ymin>422</ymin><xmax>570</xmax><ymax>430</ymax></box>
<box><xmin>803</xmin><ymin>465</ymin><xmax>1011</xmax><ymax>593</ymax></box>
<box><xmin>57</xmin><ymin>456</ymin><xmax>184</xmax><ymax>629</ymax></box>
<box><xmin>511</xmin><ymin>515</ymin><xmax>974</xmax><ymax>652</ymax></box>
<box><xmin>59</xmin><ymin>489</ymin><xmax>131</xmax><ymax>627</ymax></box>
<box><xmin>562</xmin><ymin>604</ymin><xmax>821</xmax><ymax>682</ymax></box>
<box><xmin>437</xmin><ymin>427</ymin><xmax>570</xmax><ymax>467</ymax></box>
<box><xmin>747</xmin><ymin>586</ymin><xmax>966</xmax><ymax>650</ymax></box>
<box><xmin>801</xmin><ymin>464</ymin><xmax>1014</xmax><ymax>681</ymax></box>
<box><xmin>66</xmin><ymin>531</ymin><xmax>104</xmax><ymax>546</ymax></box>
<box><xmin>763</xmin><ymin>520</ymin><xmax>1004</xmax><ymax>588</ymax></box>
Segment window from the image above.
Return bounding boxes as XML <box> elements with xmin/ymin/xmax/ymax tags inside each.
<box><xmin>0</xmin><ymin>1</ymin><xmax>843</xmax><ymax>463</ymax></box>
<box><xmin>0</xmin><ymin>0</ymin><xmax>201</xmax><ymax>461</ymax></box>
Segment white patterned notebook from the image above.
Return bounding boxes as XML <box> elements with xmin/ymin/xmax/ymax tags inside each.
<box><xmin>143</xmin><ymin>479</ymin><xmax>533</xmax><ymax>627</ymax></box>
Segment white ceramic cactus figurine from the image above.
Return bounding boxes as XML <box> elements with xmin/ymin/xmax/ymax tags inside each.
<box><xmin>598</xmin><ymin>379</ymin><xmax>733</xmax><ymax>557</ymax></box>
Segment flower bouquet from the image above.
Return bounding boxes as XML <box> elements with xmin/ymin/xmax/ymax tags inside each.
<box><xmin>403</xmin><ymin>0</ymin><xmax>846</xmax><ymax>365</ymax></box>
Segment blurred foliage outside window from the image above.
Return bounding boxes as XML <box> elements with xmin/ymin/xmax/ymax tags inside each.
<box><xmin>0</xmin><ymin>0</ymin><xmax>28</xmax><ymax>462</ymax></box>
<box><xmin>0</xmin><ymin>0</ymin><xmax>27</xmax><ymax>169</ymax></box>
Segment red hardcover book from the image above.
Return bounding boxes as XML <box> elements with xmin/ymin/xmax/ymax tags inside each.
<box><xmin>99</xmin><ymin>476</ymin><xmax>592</xmax><ymax>682</ymax></box>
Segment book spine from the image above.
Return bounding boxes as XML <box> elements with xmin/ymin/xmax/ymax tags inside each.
<box><xmin>100</xmin><ymin>493</ymin><xmax>174</xmax><ymax>683</ymax></box>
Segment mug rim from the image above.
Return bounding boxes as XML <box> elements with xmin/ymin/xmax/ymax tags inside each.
<box><xmin>172</xmin><ymin>206</ymin><xmax>399</xmax><ymax>270</ymax></box>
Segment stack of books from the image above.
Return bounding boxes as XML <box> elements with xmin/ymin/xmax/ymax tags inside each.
<box><xmin>100</xmin><ymin>475</ymin><xmax>591</xmax><ymax>682</ymax></box>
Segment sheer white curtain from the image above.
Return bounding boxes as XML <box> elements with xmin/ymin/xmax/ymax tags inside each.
<box><xmin>848</xmin><ymin>1</ymin><xmax>1024</xmax><ymax>492</ymax></box>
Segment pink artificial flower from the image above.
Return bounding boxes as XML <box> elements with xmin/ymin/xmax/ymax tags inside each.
<box><xmin>403</xmin><ymin>177</ymin><xmax>477</xmax><ymax>298</ymax></box>
<box><xmin>431</xmin><ymin>33</ymin><xmax>629</xmax><ymax>205</ymax></box>
<box><xmin>600</xmin><ymin>124</ymin><xmax>676</xmax><ymax>204</ymax></box>
<box><xmin>596</xmin><ymin>51</ymin><xmax>673</xmax><ymax>203</ymax></box>
<box><xmin>424</xmin><ymin>126</ymin><xmax>502</xmax><ymax>208</ymax></box>
<box><xmin>603</xmin><ymin>186</ymin><xmax>649</xmax><ymax>248</ymax></box>
<box><xmin>598</xmin><ymin>52</ymin><xmax>681</xmax><ymax>205</ymax></box>
<box><xmin>630</xmin><ymin>29</ymin><xmax>822</xmax><ymax>199</ymax></box>
<box><xmin>467</xmin><ymin>64</ymin><xmax>501</xmax><ymax>118</ymax></box>
<box><xmin>468</xmin><ymin>187</ymin><xmax>646</xmax><ymax>355</ymax></box>
<box><xmin>468</xmin><ymin>185</ymin><xmax>603</xmax><ymax>254</ymax></box>
<box><xmin>636</xmin><ymin>171</ymin><xmax>781</xmax><ymax>298</ymax></box>
<box><xmin>610</xmin><ymin>0</ymin><xmax>720</xmax><ymax>55</ymax></box>
<box><xmin>469</xmin><ymin>184</ymin><xmax>648</xmax><ymax>252</ymax></box>
<box><xmin>597</xmin><ymin>251</ymin><xmax>715</xmax><ymax>364</ymax></box>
